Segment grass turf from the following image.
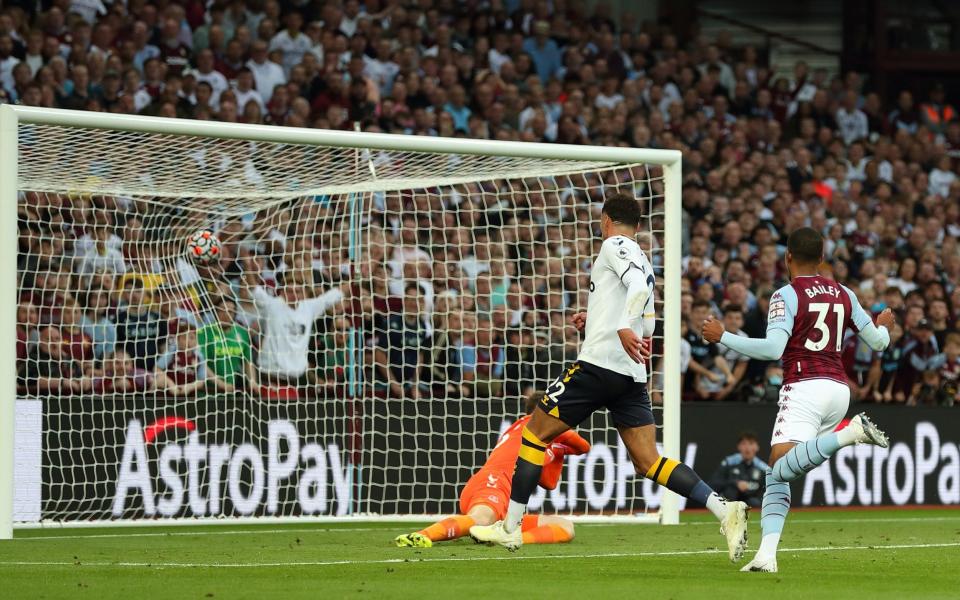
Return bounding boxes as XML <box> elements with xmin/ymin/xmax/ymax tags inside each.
<box><xmin>0</xmin><ymin>509</ymin><xmax>958</xmax><ymax>599</ymax></box>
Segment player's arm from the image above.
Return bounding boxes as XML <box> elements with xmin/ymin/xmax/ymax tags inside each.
<box><xmin>702</xmin><ymin>287</ymin><xmax>796</xmax><ymax>361</ymax></box>
<box><xmin>617</xmin><ymin>258</ymin><xmax>656</xmax><ymax>363</ymax></box>
<box><xmin>844</xmin><ymin>286</ymin><xmax>893</xmax><ymax>351</ymax></box>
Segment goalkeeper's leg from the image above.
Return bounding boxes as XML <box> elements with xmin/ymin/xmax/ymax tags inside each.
<box><xmin>396</xmin><ymin>505</ymin><xmax>497</xmax><ymax>548</ymax></box>
<box><xmin>521</xmin><ymin>515</ymin><xmax>575</xmax><ymax>544</ymax></box>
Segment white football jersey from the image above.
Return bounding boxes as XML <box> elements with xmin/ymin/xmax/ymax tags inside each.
<box><xmin>577</xmin><ymin>235</ymin><xmax>656</xmax><ymax>382</ymax></box>
<box><xmin>253</xmin><ymin>286</ymin><xmax>343</xmax><ymax>378</ymax></box>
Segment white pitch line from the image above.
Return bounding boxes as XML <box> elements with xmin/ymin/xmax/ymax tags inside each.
<box><xmin>12</xmin><ymin>515</ymin><xmax>960</xmax><ymax>541</ymax></box>
<box><xmin>0</xmin><ymin>542</ymin><xmax>958</xmax><ymax>568</ymax></box>
<box><xmin>13</xmin><ymin>527</ymin><xmax>406</xmax><ymax>541</ymax></box>
<box><xmin>680</xmin><ymin>515</ymin><xmax>960</xmax><ymax>527</ymax></box>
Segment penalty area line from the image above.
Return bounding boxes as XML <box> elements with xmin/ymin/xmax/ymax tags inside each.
<box><xmin>1</xmin><ymin>542</ymin><xmax>958</xmax><ymax>568</ymax></box>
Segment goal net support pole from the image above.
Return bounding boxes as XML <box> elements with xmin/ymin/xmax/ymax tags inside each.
<box><xmin>0</xmin><ymin>105</ymin><xmax>682</xmax><ymax>535</ymax></box>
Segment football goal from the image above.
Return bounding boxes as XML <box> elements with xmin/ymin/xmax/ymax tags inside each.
<box><xmin>0</xmin><ymin>105</ymin><xmax>681</xmax><ymax>537</ymax></box>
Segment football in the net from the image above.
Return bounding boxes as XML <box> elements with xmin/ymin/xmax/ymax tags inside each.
<box><xmin>186</xmin><ymin>229</ymin><xmax>221</xmax><ymax>264</ymax></box>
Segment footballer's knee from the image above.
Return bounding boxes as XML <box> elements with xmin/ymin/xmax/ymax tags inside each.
<box><xmin>467</xmin><ymin>504</ymin><xmax>497</xmax><ymax>526</ymax></box>
<box><xmin>525</xmin><ymin>409</ymin><xmax>569</xmax><ymax>445</ymax></box>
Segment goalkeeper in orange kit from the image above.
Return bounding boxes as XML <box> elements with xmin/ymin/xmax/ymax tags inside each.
<box><xmin>395</xmin><ymin>394</ymin><xmax>590</xmax><ymax>548</ymax></box>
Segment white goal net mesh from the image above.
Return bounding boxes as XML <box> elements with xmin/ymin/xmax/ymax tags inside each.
<box><xmin>13</xmin><ymin>122</ymin><xmax>669</xmax><ymax>523</ymax></box>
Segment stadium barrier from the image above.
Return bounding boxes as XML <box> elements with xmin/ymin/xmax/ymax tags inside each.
<box><xmin>12</xmin><ymin>398</ymin><xmax>959</xmax><ymax>524</ymax></box>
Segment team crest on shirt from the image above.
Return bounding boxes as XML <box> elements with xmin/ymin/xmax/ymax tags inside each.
<box><xmin>617</xmin><ymin>247</ymin><xmax>630</xmax><ymax>259</ymax></box>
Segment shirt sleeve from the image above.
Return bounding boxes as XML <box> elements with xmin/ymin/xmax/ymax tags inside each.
<box><xmin>766</xmin><ymin>285</ymin><xmax>798</xmax><ymax>336</ymax></box>
<box><xmin>719</xmin><ymin>328</ymin><xmax>790</xmax><ymax>361</ymax></box>
<box><xmin>843</xmin><ymin>285</ymin><xmax>890</xmax><ymax>351</ymax></box>
<box><xmin>302</xmin><ymin>288</ymin><xmax>344</xmax><ymax>320</ymax></box>
<box><xmin>843</xmin><ymin>285</ymin><xmax>873</xmax><ymax>331</ymax></box>
<box><xmin>252</xmin><ymin>286</ymin><xmax>273</xmax><ymax>308</ymax></box>
<box><xmin>601</xmin><ymin>236</ymin><xmax>649</xmax><ymax>282</ymax></box>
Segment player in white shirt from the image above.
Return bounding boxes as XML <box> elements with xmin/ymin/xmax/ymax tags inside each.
<box><xmin>471</xmin><ymin>194</ymin><xmax>750</xmax><ymax>558</ymax></box>
<box><xmin>250</xmin><ymin>277</ymin><xmax>345</xmax><ymax>383</ymax></box>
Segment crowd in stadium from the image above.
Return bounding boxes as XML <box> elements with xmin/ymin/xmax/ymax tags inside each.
<box><xmin>6</xmin><ymin>0</ymin><xmax>960</xmax><ymax>406</ymax></box>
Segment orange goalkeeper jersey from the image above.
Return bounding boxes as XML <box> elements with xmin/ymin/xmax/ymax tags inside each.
<box><xmin>482</xmin><ymin>416</ymin><xmax>591</xmax><ymax>489</ymax></box>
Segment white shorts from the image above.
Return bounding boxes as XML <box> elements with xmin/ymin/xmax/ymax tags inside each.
<box><xmin>770</xmin><ymin>378</ymin><xmax>850</xmax><ymax>445</ymax></box>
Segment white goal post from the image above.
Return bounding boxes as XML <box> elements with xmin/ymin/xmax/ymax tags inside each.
<box><xmin>0</xmin><ymin>105</ymin><xmax>681</xmax><ymax>537</ymax></box>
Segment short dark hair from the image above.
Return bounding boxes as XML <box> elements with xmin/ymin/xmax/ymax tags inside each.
<box><xmin>724</xmin><ymin>304</ymin><xmax>743</xmax><ymax>316</ymax></box>
<box><xmin>786</xmin><ymin>227</ymin><xmax>824</xmax><ymax>264</ymax></box>
<box><xmin>602</xmin><ymin>193</ymin><xmax>642</xmax><ymax>227</ymax></box>
<box><xmin>737</xmin><ymin>431</ymin><xmax>758</xmax><ymax>444</ymax></box>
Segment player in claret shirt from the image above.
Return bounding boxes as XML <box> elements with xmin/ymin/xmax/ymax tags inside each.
<box><xmin>394</xmin><ymin>393</ymin><xmax>587</xmax><ymax>548</ymax></box>
<box><xmin>702</xmin><ymin>227</ymin><xmax>895</xmax><ymax>573</ymax></box>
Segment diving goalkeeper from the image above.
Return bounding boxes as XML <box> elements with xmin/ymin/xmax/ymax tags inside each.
<box><xmin>395</xmin><ymin>393</ymin><xmax>589</xmax><ymax>548</ymax></box>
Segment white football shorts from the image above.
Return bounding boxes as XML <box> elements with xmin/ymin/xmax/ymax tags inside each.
<box><xmin>770</xmin><ymin>378</ymin><xmax>850</xmax><ymax>445</ymax></box>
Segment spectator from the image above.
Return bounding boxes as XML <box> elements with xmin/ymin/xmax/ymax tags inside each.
<box><xmin>919</xmin><ymin>82</ymin><xmax>956</xmax><ymax>135</ymax></box>
<box><xmin>684</xmin><ymin>299</ymin><xmax>720</xmax><ymax>396</ymax></box>
<box><xmin>16</xmin><ymin>301</ymin><xmax>40</xmax><ymax>363</ymax></box>
<box><xmin>269</xmin><ymin>10</ymin><xmax>310</xmax><ymax>76</ymax></box>
<box><xmin>523</xmin><ymin>20</ymin><xmax>561</xmax><ymax>83</ymax></box>
<box><xmin>22</xmin><ymin>326</ymin><xmax>88</xmax><ymax>395</ymax></box>
<box><xmin>159</xmin><ymin>17</ymin><xmax>190</xmax><ymax>76</ymax></box>
<box><xmin>115</xmin><ymin>278</ymin><xmax>168</xmax><ymax>372</ymax></box>
<box><xmin>246</xmin><ymin>39</ymin><xmax>285</xmax><ymax>103</ymax></box>
<box><xmin>939</xmin><ymin>333</ymin><xmax>960</xmax><ymax>406</ymax></box>
<box><xmin>836</xmin><ymin>90</ymin><xmax>868</xmax><ymax>145</ymax></box>
<box><xmin>899</xmin><ymin>319</ymin><xmax>944</xmax><ymax>405</ymax></box>
<box><xmin>196</xmin><ymin>295</ymin><xmax>256</xmax><ymax>391</ymax></box>
<box><xmin>709</xmin><ymin>432</ymin><xmax>768</xmax><ymax>508</ymax></box>
<box><xmin>93</xmin><ymin>349</ymin><xmax>151</xmax><ymax>394</ymax></box>
<box><xmin>247</xmin><ymin>273</ymin><xmax>344</xmax><ymax>390</ymax></box>
<box><xmin>155</xmin><ymin>320</ymin><xmax>232</xmax><ymax>396</ymax></box>
<box><xmin>0</xmin><ymin>33</ymin><xmax>20</xmax><ymax>97</ymax></box>
<box><xmin>191</xmin><ymin>48</ymin><xmax>228</xmax><ymax>107</ymax></box>
<box><xmin>888</xmin><ymin>90</ymin><xmax>920</xmax><ymax>134</ymax></box>
<box><xmin>59</xmin><ymin>298</ymin><xmax>93</xmax><ymax>366</ymax></box>
<box><xmin>876</xmin><ymin>323</ymin><xmax>905</xmax><ymax>402</ymax></box>
<box><xmin>80</xmin><ymin>286</ymin><xmax>116</xmax><ymax>362</ymax></box>
<box><xmin>374</xmin><ymin>283</ymin><xmax>431</xmax><ymax>398</ymax></box>
<box><xmin>711</xmin><ymin>306</ymin><xmax>751</xmax><ymax>400</ymax></box>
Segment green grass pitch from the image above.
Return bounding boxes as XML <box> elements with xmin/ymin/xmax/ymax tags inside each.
<box><xmin>1</xmin><ymin>509</ymin><xmax>958</xmax><ymax>599</ymax></box>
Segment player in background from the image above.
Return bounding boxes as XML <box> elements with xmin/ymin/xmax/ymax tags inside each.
<box><xmin>471</xmin><ymin>193</ymin><xmax>750</xmax><ymax>560</ymax></box>
<box><xmin>701</xmin><ymin>227</ymin><xmax>894</xmax><ymax>573</ymax></box>
<box><xmin>394</xmin><ymin>392</ymin><xmax>588</xmax><ymax>548</ymax></box>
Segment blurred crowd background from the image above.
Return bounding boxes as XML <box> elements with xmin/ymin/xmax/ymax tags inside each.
<box><xmin>6</xmin><ymin>0</ymin><xmax>960</xmax><ymax>406</ymax></box>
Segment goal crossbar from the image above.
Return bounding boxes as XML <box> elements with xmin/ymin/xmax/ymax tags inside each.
<box><xmin>0</xmin><ymin>106</ymin><xmax>682</xmax><ymax>536</ymax></box>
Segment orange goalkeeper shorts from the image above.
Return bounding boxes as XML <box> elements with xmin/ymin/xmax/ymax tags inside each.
<box><xmin>459</xmin><ymin>468</ymin><xmax>512</xmax><ymax>520</ymax></box>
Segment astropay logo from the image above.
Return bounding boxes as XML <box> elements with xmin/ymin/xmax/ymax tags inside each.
<box><xmin>112</xmin><ymin>418</ymin><xmax>353</xmax><ymax>518</ymax></box>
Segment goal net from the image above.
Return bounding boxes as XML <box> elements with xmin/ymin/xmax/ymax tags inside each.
<box><xmin>0</xmin><ymin>106</ymin><xmax>681</xmax><ymax>533</ymax></box>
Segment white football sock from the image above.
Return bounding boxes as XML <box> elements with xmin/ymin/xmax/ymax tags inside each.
<box><xmin>705</xmin><ymin>493</ymin><xmax>728</xmax><ymax>520</ymax></box>
<box><xmin>504</xmin><ymin>500</ymin><xmax>525</xmax><ymax>533</ymax></box>
<box><xmin>757</xmin><ymin>532</ymin><xmax>781</xmax><ymax>560</ymax></box>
